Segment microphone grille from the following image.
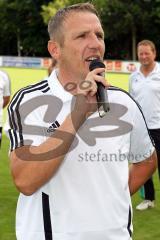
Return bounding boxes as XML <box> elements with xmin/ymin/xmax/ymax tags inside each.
<box><xmin>89</xmin><ymin>59</ymin><xmax>105</xmax><ymax>71</ymax></box>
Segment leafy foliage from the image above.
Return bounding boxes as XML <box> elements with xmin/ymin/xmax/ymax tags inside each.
<box><xmin>0</xmin><ymin>0</ymin><xmax>50</xmax><ymax>56</ymax></box>
<box><xmin>1</xmin><ymin>0</ymin><xmax>160</xmax><ymax>59</ymax></box>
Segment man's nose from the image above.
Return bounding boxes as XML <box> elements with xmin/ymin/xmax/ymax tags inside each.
<box><xmin>88</xmin><ymin>34</ymin><xmax>102</xmax><ymax>49</ymax></box>
<box><xmin>141</xmin><ymin>54</ymin><xmax>147</xmax><ymax>58</ymax></box>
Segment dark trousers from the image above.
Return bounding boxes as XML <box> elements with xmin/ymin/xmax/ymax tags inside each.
<box><xmin>0</xmin><ymin>127</ymin><xmax>2</xmax><ymax>149</ymax></box>
<box><xmin>144</xmin><ymin>128</ymin><xmax>160</xmax><ymax>201</ymax></box>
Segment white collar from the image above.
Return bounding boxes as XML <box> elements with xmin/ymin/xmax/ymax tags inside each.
<box><xmin>48</xmin><ymin>69</ymin><xmax>73</xmax><ymax>102</ymax></box>
<box><xmin>137</xmin><ymin>62</ymin><xmax>160</xmax><ymax>75</ymax></box>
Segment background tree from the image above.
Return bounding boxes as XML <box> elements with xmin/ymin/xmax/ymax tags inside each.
<box><xmin>100</xmin><ymin>0</ymin><xmax>160</xmax><ymax>60</ymax></box>
<box><xmin>41</xmin><ymin>0</ymin><xmax>160</xmax><ymax>60</ymax></box>
<box><xmin>0</xmin><ymin>0</ymin><xmax>160</xmax><ymax>60</ymax></box>
<box><xmin>0</xmin><ymin>0</ymin><xmax>50</xmax><ymax>56</ymax></box>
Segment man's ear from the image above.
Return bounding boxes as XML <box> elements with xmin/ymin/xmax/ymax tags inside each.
<box><xmin>48</xmin><ymin>40</ymin><xmax>60</xmax><ymax>59</ymax></box>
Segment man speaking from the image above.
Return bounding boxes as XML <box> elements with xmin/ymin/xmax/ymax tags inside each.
<box><xmin>8</xmin><ymin>3</ymin><xmax>156</xmax><ymax>240</ymax></box>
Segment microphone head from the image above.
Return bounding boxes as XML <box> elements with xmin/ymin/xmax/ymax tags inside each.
<box><xmin>89</xmin><ymin>59</ymin><xmax>105</xmax><ymax>71</ymax></box>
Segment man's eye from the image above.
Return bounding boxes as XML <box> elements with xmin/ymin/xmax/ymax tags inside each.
<box><xmin>78</xmin><ymin>34</ymin><xmax>85</xmax><ymax>38</ymax></box>
<box><xmin>97</xmin><ymin>34</ymin><xmax>104</xmax><ymax>39</ymax></box>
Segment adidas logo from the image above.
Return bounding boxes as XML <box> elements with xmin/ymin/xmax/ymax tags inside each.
<box><xmin>47</xmin><ymin>120</ymin><xmax>60</xmax><ymax>133</ymax></box>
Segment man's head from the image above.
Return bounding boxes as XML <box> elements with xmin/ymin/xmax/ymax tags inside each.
<box><xmin>48</xmin><ymin>3</ymin><xmax>100</xmax><ymax>45</ymax></box>
<box><xmin>137</xmin><ymin>40</ymin><xmax>156</xmax><ymax>67</ymax></box>
<box><xmin>47</xmin><ymin>3</ymin><xmax>105</xmax><ymax>82</ymax></box>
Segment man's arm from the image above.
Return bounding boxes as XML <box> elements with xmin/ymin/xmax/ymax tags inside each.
<box><xmin>2</xmin><ymin>71</ymin><xmax>11</xmax><ymax>108</ymax></box>
<box><xmin>10</xmin><ymin>106</ymin><xmax>86</xmax><ymax>196</ymax></box>
<box><xmin>3</xmin><ymin>96</ymin><xmax>10</xmax><ymax>108</ymax></box>
<box><xmin>129</xmin><ymin>150</ymin><xmax>157</xmax><ymax>195</ymax></box>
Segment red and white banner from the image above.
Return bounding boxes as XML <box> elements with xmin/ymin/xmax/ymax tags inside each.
<box><xmin>0</xmin><ymin>56</ymin><xmax>140</xmax><ymax>73</ymax></box>
<box><xmin>104</xmin><ymin>60</ymin><xmax>140</xmax><ymax>73</ymax></box>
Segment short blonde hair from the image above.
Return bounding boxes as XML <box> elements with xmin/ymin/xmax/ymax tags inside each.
<box><xmin>137</xmin><ymin>40</ymin><xmax>156</xmax><ymax>53</ymax></box>
<box><xmin>48</xmin><ymin>3</ymin><xmax>100</xmax><ymax>46</ymax></box>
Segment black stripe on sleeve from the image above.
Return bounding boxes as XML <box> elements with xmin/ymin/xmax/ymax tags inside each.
<box><xmin>42</xmin><ymin>192</ymin><xmax>53</xmax><ymax>240</ymax></box>
<box><xmin>8</xmin><ymin>129</ymin><xmax>14</xmax><ymax>151</ymax></box>
<box><xmin>14</xmin><ymin>83</ymin><xmax>49</xmax><ymax>145</ymax></box>
<box><xmin>8</xmin><ymin>80</ymin><xmax>50</xmax><ymax>150</ymax></box>
<box><xmin>127</xmin><ymin>206</ymin><xmax>132</xmax><ymax>237</ymax></box>
<box><xmin>8</xmin><ymin>80</ymin><xmax>48</xmax><ymax>129</ymax></box>
<box><xmin>42</xmin><ymin>87</ymin><xmax>50</xmax><ymax>93</ymax></box>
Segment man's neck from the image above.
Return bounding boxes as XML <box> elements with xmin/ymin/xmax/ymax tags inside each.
<box><xmin>56</xmin><ymin>69</ymin><xmax>80</xmax><ymax>96</ymax></box>
<box><xmin>140</xmin><ymin>62</ymin><xmax>156</xmax><ymax>77</ymax></box>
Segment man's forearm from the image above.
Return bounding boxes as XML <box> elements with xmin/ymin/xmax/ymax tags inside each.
<box><xmin>129</xmin><ymin>151</ymin><xmax>157</xmax><ymax>195</ymax></box>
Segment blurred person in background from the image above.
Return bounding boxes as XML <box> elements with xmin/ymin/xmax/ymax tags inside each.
<box><xmin>129</xmin><ymin>39</ymin><xmax>160</xmax><ymax>210</ymax></box>
<box><xmin>48</xmin><ymin>58</ymin><xmax>57</xmax><ymax>76</ymax></box>
<box><xmin>0</xmin><ymin>70</ymin><xmax>11</xmax><ymax>148</ymax></box>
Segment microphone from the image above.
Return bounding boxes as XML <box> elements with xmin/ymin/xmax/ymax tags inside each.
<box><xmin>89</xmin><ymin>59</ymin><xmax>110</xmax><ymax>117</ymax></box>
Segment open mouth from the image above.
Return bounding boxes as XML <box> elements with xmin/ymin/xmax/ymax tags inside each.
<box><xmin>85</xmin><ymin>56</ymin><xmax>100</xmax><ymax>63</ymax></box>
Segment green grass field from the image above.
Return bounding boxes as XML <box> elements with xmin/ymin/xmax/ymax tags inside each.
<box><xmin>0</xmin><ymin>67</ymin><xmax>159</xmax><ymax>239</ymax></box>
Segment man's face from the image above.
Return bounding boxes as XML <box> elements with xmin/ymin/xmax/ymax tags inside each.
<box><xmin>58</xmin><ymin>11</ymin><xmax>105</xmax><ymax>81</ymax></box>
<box><xmin>137</xmin><ymin>45</ymin><xmax>156</xmax><ymax>67</ymax></box>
